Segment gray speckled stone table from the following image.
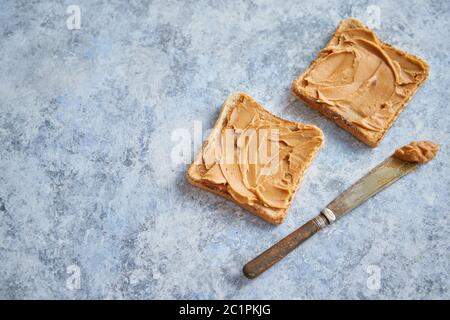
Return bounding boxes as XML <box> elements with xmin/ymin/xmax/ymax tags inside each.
<box><xmin>0</xmin><ymin>0</ymin><xmax>449</xmax><ymax>299</ymax></box>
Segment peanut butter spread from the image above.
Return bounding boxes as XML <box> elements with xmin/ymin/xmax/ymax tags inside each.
<box><xmin>192</xmin><ymin>95</ymin><xmax>323</xmax><ymax>210</ymax></box>
<box><xmin>393</xmin><ymin>141</ymin><xmax>439</xmax><ymax>163</ymax></box>
<box><xmin>299</xmin><ymin>20</ymin><xmax>428</xmax><ymax>143</ymax></box>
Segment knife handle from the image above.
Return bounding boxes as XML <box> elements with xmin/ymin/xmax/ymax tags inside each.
<box><xmin>243</xmin><ymin>213</ymin><xmax>331</xmax><ymax>279</ymax></box>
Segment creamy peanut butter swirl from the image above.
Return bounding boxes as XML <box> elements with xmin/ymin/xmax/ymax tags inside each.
<box><xmin>194</xmin><ymin>95</ymin><xmax>323</xmax><ymax>210</ymax></box>
<box><xmin>393</xmin><ymin>141</ymin><xmax>439</xmax><ymax>163</ymax></box>
<box><xmin>300</xmin><ymin>20</ymin><xmax>428</xmax><ymax>142</ymax></box>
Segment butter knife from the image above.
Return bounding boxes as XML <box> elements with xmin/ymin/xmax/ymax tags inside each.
<box><xmin>243</xmin><ymin>155</ymin><xmax>418</xmax><ymax>279</ymax></box>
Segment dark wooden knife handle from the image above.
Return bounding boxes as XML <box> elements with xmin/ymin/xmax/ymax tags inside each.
<box><xmin>243</xmin><ymin>214</ymin><xmax>329</xmax><ymax>279</ymax></box>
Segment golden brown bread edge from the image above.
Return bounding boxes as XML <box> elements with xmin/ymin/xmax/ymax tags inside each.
<box><xmin>186</xmin><ymin>92</ymin><xmax>324</xmax><ymax>224</ymax></box>
<box><xmin>291</xmin><ymin>18</ymin><xmax>430</xmax><ymax>148</ymax></box>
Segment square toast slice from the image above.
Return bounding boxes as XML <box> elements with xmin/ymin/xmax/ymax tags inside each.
<box><xmin>292</xmin><ymin>18</ymin><xmax>429</xmax><ymax>147</ymax></box>
<box><xmin>187</xmin><ymin>92</ymin><xmax>324</xmax><ymax>224</ymax></box>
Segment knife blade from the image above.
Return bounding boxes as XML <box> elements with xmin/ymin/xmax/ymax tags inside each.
<box><xmin>327</xmin><ymin>156</ymin><xmax>417</xmax><ymax>220</ymax></box>
<box><xmin>243</xmin><ymin>156</ymin><xmax>417</xmax><ymax>279</ymax></box>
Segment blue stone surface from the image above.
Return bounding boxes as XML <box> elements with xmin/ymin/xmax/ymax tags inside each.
<box><xmin>0</xmin><ymin>0</ymin><xmax>449</xmax><ymax>299</ymax></box>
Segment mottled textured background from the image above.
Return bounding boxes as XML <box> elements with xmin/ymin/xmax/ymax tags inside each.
<box><xmin>0</xmin><ymin>0</ymin><xmax>449</xmax><ymax>299</ymax></box>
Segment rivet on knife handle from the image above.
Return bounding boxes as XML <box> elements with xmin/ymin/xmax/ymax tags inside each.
<box><xmin>243</xmin><ymin>209</ymin><xmax>334</xmax><ymax>279</ymax></box>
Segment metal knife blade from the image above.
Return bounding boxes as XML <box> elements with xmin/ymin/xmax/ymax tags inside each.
<box><xmin>243</xmin><ymin>155</ymin><xmax>418</xmax><ymax>279</ymax></box>
<box><xmin>326</xmin><ymin>156</ymin><xmax>417</xmax><ymax>221</ymax></box>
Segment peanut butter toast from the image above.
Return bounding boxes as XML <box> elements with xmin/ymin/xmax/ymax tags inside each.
<box><xmin>292</xmin><ymin>18</ymin><xmax>429</xmax><ymax>147</ymax></box>
<box><xmin>187</xmin><ymin>92</ymin><xmax>324</xmax><ymax>224</ymax></box>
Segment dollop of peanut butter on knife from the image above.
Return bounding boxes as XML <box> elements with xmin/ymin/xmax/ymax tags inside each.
<box><xmin>393</xmin><ymin>141</ymin><xmax>440</xmax><ymax>163</ymax></box>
